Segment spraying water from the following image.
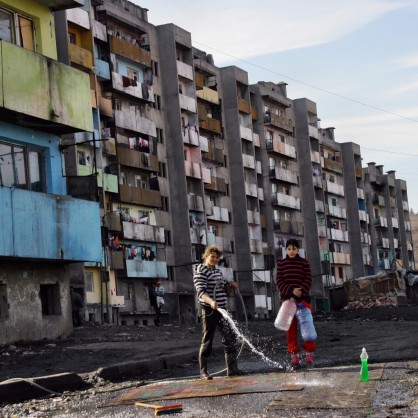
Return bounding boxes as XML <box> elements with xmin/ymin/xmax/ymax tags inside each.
<box><xmin>218</xmin><ymin>308</ymin><xmax>284</xmax><ymax>368</ymax></box>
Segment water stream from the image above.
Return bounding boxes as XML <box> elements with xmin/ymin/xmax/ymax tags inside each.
<box><xmin>218</xmin><ymin>308</ymin><xmax>284</xmax><ymax>368</ymax></box>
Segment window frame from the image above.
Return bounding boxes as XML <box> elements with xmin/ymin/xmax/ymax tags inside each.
<box><xmin>0</xmin><ymin>140</ymin><xmax>46</xmax><ymax>192</ymax></box>
<box><xmin>0</xmin><ymin>6</ymin><xmax>35</xmax><ymax>51</ymax></box>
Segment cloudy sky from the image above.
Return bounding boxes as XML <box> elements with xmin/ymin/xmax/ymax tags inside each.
<box><xmin>134</xmin><ymin>0</ymin><xmax>418</xmax><ymax>211</ymax></box>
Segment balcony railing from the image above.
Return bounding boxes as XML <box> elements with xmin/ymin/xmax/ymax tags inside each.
<box><xmin>122</xmin><ymin>221</ymin><xmax>164</xmax><ymax>243</ymax></box>
<box><xmin>176</xmin><ymin>60</ymin><xmax>193</xmax><ymax>80</ymax></box>
<box><xmin>187</xmin><ymin>194</ymin><xmax>204</xmax><ymax>212</ymax></box>
<box><xmin>115</xmin><ymin>109</ymin><xmax>156</xmax><ymax>137</ymax></box>
<box><xmin>111</xmin><ymin>72</ymin><xmax>154</xmax><ymax>102</ymax></box>
<box><xmin>264</xmin><ymin>112</ymin><xmax>293</xmax><ymax>132</ymax></box>
<box><xmin>0</xmin><ymin>188</ymin><xmax>101</xmax><ymax>262</ymax></box>
<box><xmin>109</xmin><ymin>35</ymin><xmax>151</xmax><ymax>67</ymax></box>
<box><xmin>119</xmin><ymin>184</ymin><xmax>162</xmax><ymax>207</ymax></box>
<box><xmin>117</xmin><ymin>146</ymin><xmax>158</xmax><ymax>171</ymax></box>
<box><xmin>125</xmin><ymin>259</ymin><xmax>168</xmax><ymax>278</ymax></box>
<box><xmin>0</xmin><ymin>40</ymin><xmax>92</xmax><ymax>133</ymax></box>
<box><xmin>69</xmin><ymin>43</ymin><xmax>93</xmax><ymax>70</ymax></box>
<box><xmin>323</xmin><ymin>158</ymin><xmax>342</xmax><ymax>173</ymax></box>
<box><xmin>196</xmin><ymin>86</ymin><xmax>220</xmax><ymax>104</ymax></box>
<box><xmin>238</xmin><ymin>97</ymin><xmax>251</xmax><ymax>114</ymax></box>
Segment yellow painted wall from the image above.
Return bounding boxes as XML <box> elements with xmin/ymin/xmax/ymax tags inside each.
<box><xmin>0</xmin><ymin>0</ymin><xmax>57</xmax><ymax>59</ymax></box>
<box><xmin>85</xmin><ymin>267</ymin><xmax>101</xmax><ymax>304</ymax></box>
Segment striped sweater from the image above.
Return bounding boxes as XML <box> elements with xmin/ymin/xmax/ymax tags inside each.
<box><xmin>193</xmin><ymin>264</ymin><xmax>229</xmax><ymax>308</ymax></box>
<box><xmin>276</xmin><ymin>255</ymin><xmax>312</xmax><ymax>302</ymax></box>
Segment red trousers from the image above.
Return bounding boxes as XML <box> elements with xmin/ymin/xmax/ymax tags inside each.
<box><xmin>286</xmin><ymin>301</ymin><xmax>316</xmax><ymax>354</ymax></box>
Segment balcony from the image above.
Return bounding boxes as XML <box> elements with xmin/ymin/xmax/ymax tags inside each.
<box><xmin>196</xmin><ymin>86</ymin><xmax>219</xmax><ymax>104</ymax></box>
<box><xmin>199</xmin><ymin>116</ymin><xmax>222</xmax><ymax>134</ymax></box>
<box><xmin>327</xmin><ymin>205</ymin><xmax>346</xmax><ymax>219</ymax></box>
<box><xmin>328</xmin><ymin>229</ymin><xmax>348</xmax><ymax>241</ymax></box>
<box><xmin>199</xmin><ymin>135</ymin><xmax>209</xmax><ymax>152</ymax></box>
<box><xmin>122</xmin><ymin>221</ymin><xmax>164</xmax><ymax>243</ymax></box>
<box><xmin>117</xmin><ymin>146</ymin><xmax>159</xmax><ymax>172</ymax></box>
<box><xmin>111</xmin><ymin>72</ymin><xmax>154</xmax><ymax>103</ymax></box>
<box><xmin>266</xmin><ymin>138</ymin><xmax>296</xmax><ymax>159</ymax></box>
<box><xmin>377</xmin><ymin>238</ymin><xmax>390</xmax><ymax>248</ymax></box>
<box><xmin>253</xmin><ymin>132</ymin><xmax>260</xmax><ymax>147</ymax></box>
<box><xmin>238</xmin><ymin>97</ymin><xmax>250</xmax><ymax>114</ymax></box>
<box><xmin>99</xmin><ymin>96</ymin><xmax>113</xmax><ymax>117</ymax></box>
<box><xmin>0</xmin><ymin>40</ymin><xmax>92</xmax><ymax>133</ymax></box>
<box><xmin>245</xmin><ymin>182</ymin><xmax>258</xmax><ymax>197</ymax></box>
<box><xmin>108</xmin><ymin>250</ymin><xmax>124</xmax><ymax>269</ymax></box>
<box><xmin>115</xmin><ymin>110</ymin><xmax>156</xmax><ymax>137</ymax></box>
<box><xmin>372</xmin><ymin>194</ymin><xmax>385</xmax><ymax>206</ymax></box>
<box><xmin>251</xmin><ymin>107</ymin><xmax>257</xmax><ymax>120</ymax></box>
<box><xmin>357</xmin><ymin>188</ymin><xmax>365</xmax><ymax>199</ymax></box>
<box><xmin>34</xmin><ymin>0</ymin><xmax>84</xmax><ymax>11</ymax></box>
<box><xmin>208</xmin><ymin>206</ymin><xmax>229</xmax><ymax>222</ymax></box>
<box><xmin>308</xmin><ymin>123</ymin><xmax>319</xmax><ymax>139</ymax></box>
<box><xmin>363</xmin><ymin>254</ymin><xmax>371</xmax><ymax>265</ymax></box>
<box><xmin>391</xmin><ymin>217</ymin><xmax>399</xmax><ymax>228</ymax></box>
<box><xmin>202</xmin><ymin>167</ymin><xmax>212</xmax><ymax>183</ymax></box>
<box><xmin>272</xmin><ymin>193</ymin><xmax>301</xmax><ymax>210</ymax></box>
<box><xmin>405</xmin><ymin>221</ymin><xmax>411</xmax><ymax>231</ymax></box>
<box><xmin>311</xmin><ymin>150</ymin><xmax>321</xmax><ymax>164</ymax></box>
<box><xmin>205</xmin><ymin>176</ymin><xmax>227</xmax><ymax>193</ymax></box>
<box><xmin>332</xmin><ymin>252</ymin><xmax>351</xmax><ymax>265</ymax></box>
<box><xmin>313</xmin><ymin>176</ymin><xmax>323</xmax><ymax>188</ymax></box>
<box><xmin>358</xmin><ymin>210</ymin><xmax>369</xmax><ymax>222</ymax></box>
<box><xmin>69</xmin><ymin>43</ymin><xmax>93</xmax><ymax>70</ymax></box>
<box><xmin>247</xmin><ymin>210</ymin><xmax>261</xmax><ymax>225</ymax></box>
<box><xmin>325</xmin><ymin>181</ymin><xmax>344</xmax><ymax>196</ymax></box>
<box><xmin>176</xmin><ymin>60</ymin><xmax>193</xmax><ymax>80</ymax></box>
<box><xmin>269</xmin><ymin>167</ymin><xmax>298</xmax><ymax>184</ymax></box>
<box><xmin>403</xmin><ymin>201</ymin><xmax>409</xmax><ymax>211</ymax></box>
<box><xmin>242</xmin><ymin>153</ymin><xmax>256</xmax><ymax>169</ymax></box>
<box><xmin>77</xmin><ymin>165</ymin><xmax>119</xmax><ymax>193</ymax></box>
<box><xmin>0</xmin><ymin>187</ymin><xmax>101</xmax><ymax>262</ymax></box>
<box><xmin>374</xmin><ymin>216</ymin><xmax>388</xmax><ymax>228</ymax></box>
<box><xmin>250</xmin><ymin>239</ymin><xmax>263</xmax><ymax>253</ymax></box>
<box><xmin>185</xmin><ymin>160</ymin><xmax>202</xmax><ymax>179</ymax></box>
<box><xmin>94</xmin><ymin>58</ymin><xmax>111</xmax><ymax>80</ymax></box>
<box><xmin>103</xmin><ymin>212</ymin><xmax>122</xmax><ymax>231</ymax></box>
<box><xmin>315</xmin><ymin>200</ymin><xmax>325</xmax><ymax>212</ymax></box>
<box><xmin>125</xmin><ymin>260</ymin><xmax>168</xmax><ymax>279</ymax></box>
<box><xmin>355</xmin><ymin>166</ymin><xmax>363</xmax><ymax>178</ymax></box>
<box><xmin>204</xmin><ymin>144</ymin><xmax>224</xmax><ymax>163</ymax></box>
<box><xmin>187</xmin><ymin>194</ymin><xmax>204</xmax><ymax>212</ymax></box>
<box><xmin>323</xmin><ymin>158</ymin><xmax>342</xmax><ymax>173</ymax></box>
<box><xmin>182</xmin><ymin>126</ymin><xmax>200</xmax><ymax>146</ymax></box>
<box><xmin>240</xmin><ymin>125</ymin><xmax>253</xmax><ymax>141</ymax></box>
<box><xmin>109</xmin><ymin>35</ymin><xmax>151</xmax><ymax>67</ymax></box>
<box><xmin>361</xmin><ymin>232</ymin><xmax>371</xmax><ymax>244</ymax></box>
<box><xmin>93</xmin><ymin>20</ymin><xmax>107</xmax><ymax>42</ymax></box>
<box><xmin>179</xmin><ymin>94</ymin><xmax>197</xmax><ymax>112</ymax></box>
<box><xmin>258</xmin><ymin>187</ymin><xmax>264</xmax><ymax>201</ymax></box>
<box><xmin>119</xmin><ymin>184</ymin><xmax>162</xmax><ymax>207</ymax></box>
<box><xmin>317</xmin><ymin>225</ymin><xmax>327</xmax><ymax>237</ymax></box>
<box><xmin>264</xmin><ymin>112</ymin><xmax>293</xmax><ymax>132</ymax></box>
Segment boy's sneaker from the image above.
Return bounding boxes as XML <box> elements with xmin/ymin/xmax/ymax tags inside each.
<box><xmin>305</xmin><ymin>353</ymin><xmax>314</xmax><ymax>369</ymax></box>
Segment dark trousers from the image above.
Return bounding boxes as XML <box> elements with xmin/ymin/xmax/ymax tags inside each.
<box><xmin>199</xmin><ymin>306</ymin><xmax>237</xmax><ymax>357</ymax></box>
<box><xmin>153</xmin><ymin>305</ymin><xmax>161</xmax><ymax>325</ymax></box>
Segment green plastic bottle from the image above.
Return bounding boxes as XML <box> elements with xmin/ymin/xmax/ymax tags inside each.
<box><xmin>360</xmin><ymin>347</ymin><xmax>369</xmax><ymax>382</ymax></box>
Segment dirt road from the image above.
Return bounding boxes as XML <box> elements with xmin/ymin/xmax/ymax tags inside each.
<box><xmin>1</xmin><ymin>305</ymin><xmax>417</xmax><ymax>382</ymax></box>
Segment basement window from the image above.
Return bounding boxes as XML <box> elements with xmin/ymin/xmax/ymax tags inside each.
<box><xmin>40</xmin><ymin>283</ymin><xmax>62</xmax><ymax>316</ymax></box>
<box><xmin>0</xmin><ymin>284</ymin><xmax>8</xmax><ymax>319</ymax></box>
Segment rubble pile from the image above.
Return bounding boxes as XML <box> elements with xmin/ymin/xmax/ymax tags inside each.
<box><xmin>342</xmin><ymin>295</ymin><xmax>398</xmax><ymax>310</ymax></box>
<box><xmin>342</xmin><ymin>270</ymin><xmax>404</xmax><ymax>310</ymax></box>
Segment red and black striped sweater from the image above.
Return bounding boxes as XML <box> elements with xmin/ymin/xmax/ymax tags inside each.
<box><xmin>276</xmin><ymin>255</ymin><xmax>312</xmax><ymax>303</ymax></box>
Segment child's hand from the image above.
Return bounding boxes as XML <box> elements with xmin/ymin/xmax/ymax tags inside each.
<box><xmin>293</xmin><ymin>288</ymin><xmax>302</xmax><ymax>297</ymax></box>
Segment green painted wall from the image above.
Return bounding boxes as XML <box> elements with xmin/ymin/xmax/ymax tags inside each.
<box><xmin>0</xmin><ymin>0</ymin><xmax>57</xmax><ymax>59</ymax></box>
<box><xmin>1</xmin><ymin>41</ymin><xmax>93</xmax><ymax>132</ymax></box>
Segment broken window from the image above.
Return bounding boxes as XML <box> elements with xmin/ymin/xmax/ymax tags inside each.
<box><xmin>39</xmin><ymin>283</ymin><xmax>62</xmax><ymax>316</ymax></box>
<box><xmin>0</xmin><ymin>7</ymin><xmax>35</xmax><ymax>51</ymax></box>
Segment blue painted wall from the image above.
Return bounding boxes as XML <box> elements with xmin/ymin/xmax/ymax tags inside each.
<box><xmin>0</xmin><ymin>121</ymin><xmax>66</xmax><ymax>195</ymax></box>
<box><xmin>0</xmin><ymin>188</ymin><xmax>101</xmax><ymax>262</ymax></box>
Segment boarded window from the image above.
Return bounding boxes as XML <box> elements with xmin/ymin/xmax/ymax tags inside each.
<box><xmin>40</xmin><ymin>283</ymin><xmax>62</xmax><ymax>316</ymax></box>
<box><xmin>0</xmin><ymin>284</ymin><xmax>8</xmax><ymax>319</ymax></box>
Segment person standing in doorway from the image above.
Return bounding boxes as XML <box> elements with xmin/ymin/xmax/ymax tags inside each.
<box><xmin>149</xmin><ymin>281</ymin><xmax>164</xmax><ymax>326</ymax></box>
<box><xmin>276</xmin><ymin>239</ymin><xmax>316</xmax><ymax>370</ymax></box>
<box><xmin>193</xmin><ymin>244</ymin><xmax>244</xmax><ymax>380</ymax></box>
<box><xmin>70</xmin><ymin>288</ymin><xmax>84</xmax><ymax>328</ymax></box>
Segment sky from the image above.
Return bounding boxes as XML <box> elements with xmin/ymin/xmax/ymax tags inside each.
<box><xmin>134</xmin><ymin>0</ymin><xmax>418</xmax><ymax>211</ymax></box>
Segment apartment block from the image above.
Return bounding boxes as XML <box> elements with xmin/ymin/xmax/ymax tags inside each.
<box><xmin>0</xmin><ymin>0</ymin><xmax>101</xmax><ymax>344</ymax></box>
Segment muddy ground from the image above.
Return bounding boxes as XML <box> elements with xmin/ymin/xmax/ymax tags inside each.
<box><xmin>1</xmin><ymin>305</ymin><xmax>418</xmax><ymax>383</ymax></box>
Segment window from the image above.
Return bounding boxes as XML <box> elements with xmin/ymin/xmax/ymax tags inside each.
<box><xmin>0</xmin><ymin>284</ymin><xmax>8</xmax><ymax>319</ymax></box>
<box><xmin>0</xmin><ymin>8</ymin><xmax>35</xmax><ymax>51</ymax></box>
<box><xmin>158</xmin><ymin>162</ymin><xmax>166</xmax><ymax>178</ymax></box>
<box><xmin>157</xmin><ymin>128</ymin><xmax>164</xmax><ymax>144</ymax></box>
<box><xmin>164</xmin><ymin>229</ymin><xmax>171</xmax><ymax>245</ymax></box>
<box><xmin>39</xmin><ymin>283</ymin><xmax>61</xmax><ymax>316</ymax></box>
<box><xmin>0</xmin><ymin>142</ymin><xmax>45</xmax><ymax>191</ymax></box>
<box><xmin>85</xmin><ymin>272</ymin><xmax>94</xmax><ymax>293</ymax></box>
<box><xmin>152</xmin><ymin>60</ymin><xmax>159</xmax><ymax>77</ymax></box>
<box><xmin>127</xmin><ymin>67</ymin><xmax>138</xmax><ymax>81</ymax></box>
<box><xmin>69</xmin><ymin>32</ymin><xmax>76</xmax><ymax>45</ymax></box>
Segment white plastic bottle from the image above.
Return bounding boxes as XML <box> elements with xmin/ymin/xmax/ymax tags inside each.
<box><xmin>295</xmin><ymin>304</ymin><xmax>317</xmax><ymax>341</ymax></box>
<box><xmin>274</xmin><ymin>299</ymin><xmax>297</xmax><ymax>331</ymax></box>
